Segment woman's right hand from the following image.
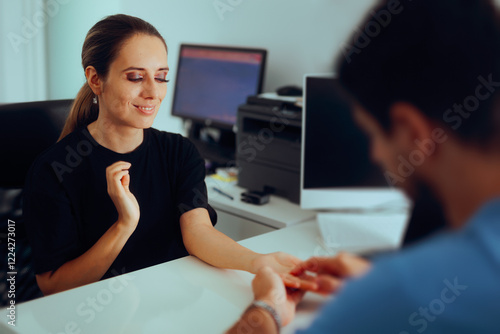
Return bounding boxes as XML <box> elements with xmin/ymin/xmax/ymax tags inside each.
<box><xmin>106</xmin><ymin>161</ymin><xmax>140</xmax><ymax>231</ymax></box>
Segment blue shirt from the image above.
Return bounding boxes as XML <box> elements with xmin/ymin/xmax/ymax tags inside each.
<box><xmin>298</xmin><ymin>198</ymin><xmax>500</xmax><ymax>334</ymax></box>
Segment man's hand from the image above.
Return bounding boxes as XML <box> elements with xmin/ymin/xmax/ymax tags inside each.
<box><xmin>251</xmin><ymin>252</ymin><xmax>318</xmax><ymax>290</ymax></box>
<box><xmin>253</xmin><ymin>266</ymin><xmax>305</xmax><ymax>327</ymax></box>
<box><xmin>226</xmin><ymin>267</ymin><xmax>305</xmax><ymax>333</ymax></box>
<box><xmin>291</xmin><ymin>253</ymin><xmax>372</xmax><ymax>295</ymax></box>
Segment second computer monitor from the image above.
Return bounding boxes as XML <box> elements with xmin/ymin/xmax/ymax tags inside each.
<box><xmin>171</xmin><ymin>44</ymin><xmax>267</xmax><ymax>128</ymax></box>
<box><xmin>300</xmin><ymin>74</ymin><xmax>405</xmax><ymax>210</ymax></box>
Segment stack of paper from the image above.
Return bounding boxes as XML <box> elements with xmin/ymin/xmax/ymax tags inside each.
<box><xmin>316</xmin><ymin>211</ymin><xmax>409</xmax><ymax>254</ymax></box>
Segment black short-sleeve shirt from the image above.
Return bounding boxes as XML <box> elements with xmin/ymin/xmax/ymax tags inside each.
<box><xmin>22</xmin><ymin>126</ymin><xmax>216</xmax><ymax>278</ymax></box>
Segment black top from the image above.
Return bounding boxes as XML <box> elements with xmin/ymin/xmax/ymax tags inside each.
<box><xmin>22</xmin><ymin>126</ymin><xmax>216</xmax><ymax>279</ymax></box>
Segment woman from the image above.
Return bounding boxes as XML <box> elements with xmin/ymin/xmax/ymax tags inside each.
<box><xmin>23</xmin><ymin>14</ymin><xmax>299</xmax><ymax>295</ymax></box>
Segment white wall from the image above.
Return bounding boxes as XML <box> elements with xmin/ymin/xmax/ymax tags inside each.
<box><xmin>0</xmin><ymin>0</ymin><xmax>121</xmax><ymax>103</ymax></box>
<box><xmin>119</xmin><ymin>0</ymin><xmax>376</xmax><ymax>134</ymax></box>
<box><xmin>3</xmin><ymin>0</ymin><xmax>500</xmax><ymax>122</ymax></box>
<box><xmin>1</xmin><ymin>0</ymin><xmax>378</xmax><ymax>133</ymax></box>
<box><xmin>46</xmin><ymin>0</ymin><xmax>121</xmax><ymax>100</ymax></box>
<box><xmin>0</xmin><ymin>0</ymin><xmax>49</xmax><ymax>103</ymax></box>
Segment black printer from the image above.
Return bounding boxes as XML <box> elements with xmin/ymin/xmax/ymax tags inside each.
<box><xmin>236</xmin><ymin>95</ymin><xmax>302</xmax><ymax>203</ymax></box>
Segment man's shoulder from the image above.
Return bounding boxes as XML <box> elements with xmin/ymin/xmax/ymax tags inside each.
<box><xmin>307</xmin><ymin>232</ymin><xmax>500</xmax><ymax>333</ymax></box>
<box><xmin>378</xmin><ymin>229</ymin><xmax>492</xmax><ymax>283</ymax></box>
<box><xmin>368</xmin><ymin>228</ymin><xmax>500</xmax><ymax>313</ymax></box>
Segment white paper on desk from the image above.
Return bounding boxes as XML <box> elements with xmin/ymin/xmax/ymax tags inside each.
<box><xmin>301</xmin><ymin>188</ymin><xmax>410</xmax><ymax>211</ymax></box>
<box><xmin>258</xmin><ymin>92</ymin><xmax>301</xmax><ymax>103</ymax></box>
<box><xmin>317</xmin><ymin>211</ymin><xmax>409</xmax><ymax>253</ymax></box>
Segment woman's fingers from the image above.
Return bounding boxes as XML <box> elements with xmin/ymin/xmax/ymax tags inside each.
<box><xmin>106</xmin><ymin>161</ymin><xmax>131</xmax><ymax>174</ymax></box>
<box><xmin>291</xmin><ymin>253</ymin><xmax>371</xmax><ymax>279</ymax></box>
<box><xmin>281</xmin><ymin>273</ymin><xmax>318</xmax><ymax>291</ymax></box>
<box><xmin>105</xmin><ymin>161</ymin><xmax>140</xmax><ymax>228</ymax></box>
<box><xmin>121</xmin><ymin>171</ymin><xmax>130</xmax><ymax>188</ymax></box>
<box><xmin>108</xmin><ymin>170</ymin><xmax>129</xmax><ymax>194</ymax></box>
<box><xmin>106</xmin><ymin>161</ymin><xmax>132</xmax><ymax>193</ymax></box>
<box><xmin>282</xmin><ymin>272</ymin><xmax>343</xmax><ymax>295</ymax></box>
<box><xmin>290</xmin><ymin>257</ymin><xmax>327</xmax><ymax>276</ymax></box>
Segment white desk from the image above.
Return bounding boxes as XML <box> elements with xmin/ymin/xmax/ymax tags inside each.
<box><xmin>1</xmin><ymin>213</ymin><xmax>408</xmax><ymax>334</ymax></box>
<box><xmin>1</xmin><ymin>221</ymin><xmax>328</xmax><ymax>334</ymax></box>
<box><xmin>206</xmin><ymin>177</ymin><xmax>316</xmax><ymax>241</ymax></box>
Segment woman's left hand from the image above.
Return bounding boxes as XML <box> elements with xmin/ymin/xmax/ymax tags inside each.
<box><xmin>251</xmin><ymin>252</ymin><xmax>301</xmax><ymax>275</ymax></box>
<box><xmin>251</xmin><ymin>253</ymin><xmax>318</xmax><ymax>290</ymax></box>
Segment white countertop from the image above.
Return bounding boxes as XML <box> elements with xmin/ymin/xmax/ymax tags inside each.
<box><xmin>1</xmin><ymin>211</ymin><xmax>409</xmax><ymax>334</ymax></box>
<box><xmin>1</xmin><ymin>221</ymin><xmax>332</xmax><ymax>334</ymax></box>
<box><xmin>206</xmin><ymin>177</ymin><xmax>316</xmax><ymax>229</ymax></box>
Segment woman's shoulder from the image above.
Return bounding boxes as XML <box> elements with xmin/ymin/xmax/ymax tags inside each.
<box><xmin>28</xmin><ymin>128</ymin><xmax>92</xmax><ymax>183</ymax></box>
<box><xmin>146</xmin><ymin>128</ymin><xmax>201</xmax><ymax>167</ymax></box>
<box><xmin>147</xmin><ymin>128</ymin><xmax>195</xmax><ymax>150</ymax></box>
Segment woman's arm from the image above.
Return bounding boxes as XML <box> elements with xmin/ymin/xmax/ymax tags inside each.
<box><xmin>180</xmin><ymin>208</ymin><xmax>301</xmax><ymax>274</ymax></box>
<box><xmin>36</xmin><ymin>161</ymin><xmax>140</xmax><ymax>295</ymax></box>
<box><xmin>36</xmin><ymin>220</ymin><xmax>134</xmax><ymax>295</ymax></box>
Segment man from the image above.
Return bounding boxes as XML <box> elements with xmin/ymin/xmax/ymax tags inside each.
<box><xmin>227</xmin><ymin>0</ymin><xmax>500</xmax><ymax>332</ymax></box>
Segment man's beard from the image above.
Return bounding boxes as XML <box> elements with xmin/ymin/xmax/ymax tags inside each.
<box><xmin>402</xmin><ymin>178</ymin><xmax>447</xmax><ymax>246</ymax></box>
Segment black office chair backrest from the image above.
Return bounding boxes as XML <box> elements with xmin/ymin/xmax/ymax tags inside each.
<box><xmin>0</xmin><ymin>99</ymin><xmax>73</xmax><ymax>188</ymax></box>
<box><xmin>0</xmin><ymin>99</ymin><xmax>72</xmax><ymax>306</ymax></box>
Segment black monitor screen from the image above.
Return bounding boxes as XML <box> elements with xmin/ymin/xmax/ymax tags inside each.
<box><xmin>171</xmin><ymin>44</ymin><xmax>267</xmax><ymax>127</ymax></box>
<box><xmin>303</xmin><ymin>76</ymin><xmax>387</xmax><ymax>189</ymax></box>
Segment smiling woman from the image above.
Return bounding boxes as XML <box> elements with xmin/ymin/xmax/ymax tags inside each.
<box><xmin>85</xmin><ymin>33</ymin><xmax>169</xmax><ymax>149</ymax></box>
<box><xmin>22</xmin><ymin>14</ymin><xmax>300</xmax><ymax>296</ymax></box>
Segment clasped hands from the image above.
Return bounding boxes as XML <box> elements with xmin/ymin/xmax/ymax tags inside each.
<box><xmin>252</xmin><ymin>252</ymin><xmax>372</xmax><ymax>327</ymax></box>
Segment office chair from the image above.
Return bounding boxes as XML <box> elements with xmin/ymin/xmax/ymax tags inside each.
<box><xmin>0</xmin><ymin>99</ymin><xmax>73</xmax><ymax>306</ymax></box>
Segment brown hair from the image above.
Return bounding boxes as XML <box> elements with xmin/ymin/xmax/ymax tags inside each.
<box><xmin>337</xmin><ymin>0</ymin><xmax>500</xmax><ymax>146</ymax></box>
<box><xmin>58</xmin><ymin>14</ymin><xmax>167</xmax><ymax>140</ymax></box>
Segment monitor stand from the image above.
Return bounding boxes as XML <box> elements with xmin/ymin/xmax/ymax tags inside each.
<box><xmin>186</xmin><ymin>121</ymin><xmax>236</xmax><ymax>173</ymax></box>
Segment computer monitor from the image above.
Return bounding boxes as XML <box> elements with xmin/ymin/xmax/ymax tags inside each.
<box><xmin>171</xmin><ymin>44</ymin><xmax>267</xmax><ymax>128</ymax></box>
<box><xmin>300</xmin><ymin>74</ymin><xmax>407</xmax><ymax>210</ymax></box>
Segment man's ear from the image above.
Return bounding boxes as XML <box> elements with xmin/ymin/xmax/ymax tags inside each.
<box><xmin>85</xmin><ymin>66</ymin><xmax>102</xmax><ymax>95</ymax></box>
<box><xmin>389</xmin><ymin>102</ymin><xmax>437</xmax><ymax>155</ymax></box>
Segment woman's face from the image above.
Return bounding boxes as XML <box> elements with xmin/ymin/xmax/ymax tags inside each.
<box><xmin>97</xmin><ymin>34</ymin><xmax>169</xmax><ymax>130</ymax></box>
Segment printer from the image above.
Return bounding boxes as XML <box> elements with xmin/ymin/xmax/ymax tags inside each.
<box><xmin>236</xmin><ymin>95</ymin><xmax>302</xmax><ymax>203</ymax></box>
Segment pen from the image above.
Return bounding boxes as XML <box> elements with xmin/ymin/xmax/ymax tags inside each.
<box><xmin>212</xmin><ymin>187</ymin><xmax>234</xmax><ymax>200</ymax></box>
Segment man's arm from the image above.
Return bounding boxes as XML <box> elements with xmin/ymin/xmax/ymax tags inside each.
<box><xmin>227</xmin><ymin>267</ymin><xmax>305</xmax><ymax>334</ymax></box>
<box><xmin>227</xmin><ymin>253</ymin><xmax>372</xmax><ymax>333</ymax></box>
<box><xmin>227</xmin><ymin>302</ymin><xmax>280</xmax><ymax>334</ymax></box>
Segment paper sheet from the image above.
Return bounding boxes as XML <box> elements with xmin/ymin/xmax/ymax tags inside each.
<box><xmin>317</xmin><ymin>211</ymin><xmax>409</xmax><ymax>254</ymax></box>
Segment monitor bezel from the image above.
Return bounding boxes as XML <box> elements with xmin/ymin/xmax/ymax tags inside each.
<box><xmin>170</xmin><ymin>43</ymin><xmax>267</xmax><ymax>130</ymax></box>
<box><xmin>300</xmin><ymin>73</ymin><xmax>408</xmax><ymax>210</ymax></box>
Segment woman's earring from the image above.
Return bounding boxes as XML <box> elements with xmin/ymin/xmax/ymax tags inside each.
<box><xmin>93</xmin><ymin>96</ymin><xmax>98</xmax><ymax>104</ymax></box>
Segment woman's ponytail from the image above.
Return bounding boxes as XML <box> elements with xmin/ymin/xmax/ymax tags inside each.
<box><xmin>58</xmin><ymin>82</ymin><xmax>98</xmax><ymax>141</ymax></box>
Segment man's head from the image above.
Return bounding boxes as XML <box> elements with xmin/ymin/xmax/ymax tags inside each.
<box><xmin>338</xmin><ymin>0</ymin><xmax>500</xmax><ymax>201</ymax></box>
